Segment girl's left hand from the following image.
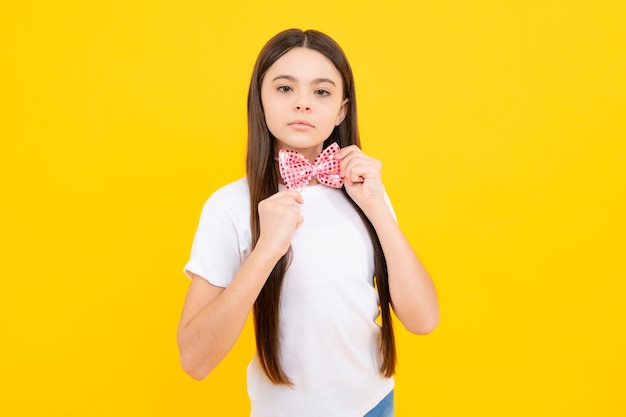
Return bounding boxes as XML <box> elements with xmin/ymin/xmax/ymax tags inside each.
<box><xmin>335</xmin><ymin>145</ymin><xmax>386</xmax><ymax>212</ymax></box>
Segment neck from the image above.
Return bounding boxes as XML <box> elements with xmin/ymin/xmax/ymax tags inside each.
<box><xmin>274</xmin><ymin>143</ymin><xmax>324</xmax><ymax>164</ymax></box>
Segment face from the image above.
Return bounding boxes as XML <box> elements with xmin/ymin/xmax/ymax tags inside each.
<box><xmin>261</xmin><ymin>47</ymin><xmax>348</xmax><ymax>161</ymax></box>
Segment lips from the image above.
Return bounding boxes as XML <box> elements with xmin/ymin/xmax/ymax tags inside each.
<box><xmin>288</xmin><ymin>120</ymin><xmax>313</xmax><ymax>129</ymax></box>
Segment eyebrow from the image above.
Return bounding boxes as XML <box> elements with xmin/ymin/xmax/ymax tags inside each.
<box><xmin>271</xmin><ymin>74</ymin><xmax>336</xmax><ymax>86</ymax></box>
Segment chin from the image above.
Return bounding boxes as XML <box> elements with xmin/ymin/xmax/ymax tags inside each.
<box><xmin>274</xmin><ymin>137</ymin><xmax>327</xmax><ymax>152</ymax></box>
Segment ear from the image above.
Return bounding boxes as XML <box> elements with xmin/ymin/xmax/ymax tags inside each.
<box><xmin>335</xmin><ymin>98</ymin><xmax>349</xmax><ymax>126</ymax></box>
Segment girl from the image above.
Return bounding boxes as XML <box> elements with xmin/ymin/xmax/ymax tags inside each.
<box><xmin>178</xmin><ymin>29</ymin><xmax>439</xmax><ymax>417</ymax></box>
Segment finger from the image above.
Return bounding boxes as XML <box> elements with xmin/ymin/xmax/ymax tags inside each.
<box><xmin>339</xmin><ymin>150</ymin><xmax>374</xmax><ymax>170</ymax></box>
<box><xmin>349</xmin><ymin>164</ymin><xmax>367</xmax><ymax>184</ymax></box>
<box><xmin>334</xmin><ymin>144</ymin><xmax>361</xmax><ymax>161</ymax></box>
<box><xmin>339</xmin><ymin>153</ymin><xmax>359</xmax><ymax>178</ymax></box>
<box><xmin>274</xmin><ymin>189</ymin><xmax>304</xmax><ymax>204</ymax></box>
<box><xmin>342</xmin><ymin>157</ymin><xmax>379</xmax><ymax>181</ymax></box>
<box><xmin>276</xmin><ymin>189</ymin><xmax>301</xmax><ymax>198</ymax></box>
<box><xmin>295</xmin><ymin>214</ymin><xmax>304</xmax><ymax>229</ymax></box>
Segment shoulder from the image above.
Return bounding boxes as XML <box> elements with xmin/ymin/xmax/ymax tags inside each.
<box><xmin>204</xmin><ymin>177</ymin><xmax>250</xmax><ymax>209</ymax></box>
<box><xmin>196</xmin><ymin>177</ymin><xmax>250</xmax><ymax>225</ymax></box>
<box><xmin>192</xmin><ymin>177</ymin><xmax>251</xmax><ymax>241</ymax></box>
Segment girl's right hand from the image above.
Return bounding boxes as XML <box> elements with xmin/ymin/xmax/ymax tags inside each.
<box><xmin>256</xmin><ymin>190</ymin><xmax>304</xmax><ymax>257</ymax></box>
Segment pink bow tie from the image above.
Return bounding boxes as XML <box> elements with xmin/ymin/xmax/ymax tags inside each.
<box><xmin>278</xmin><ymin>143</ymin><xmax>344</xmax><ymax>191</ymax></box>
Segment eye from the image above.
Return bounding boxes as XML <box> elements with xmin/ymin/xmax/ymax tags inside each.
<box><xmin>277</xmin><ymin>85</ymin><xmax>292</xmax><ymax>93</ymax></box>
<box><xmin>315</xmin><ymin>89</ymin><xmax>330</xmax><ymax>96</ymax></box>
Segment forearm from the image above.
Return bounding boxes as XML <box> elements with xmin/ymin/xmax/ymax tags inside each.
<box><xmin>365</xmin><ymin>203</ymin><xmax>439</xmax><ymax>334</ymax></box>
<box><xmin>178</xmin><ymin>246</ymin><xmax>281</xmax><ymax>379</ymax></box>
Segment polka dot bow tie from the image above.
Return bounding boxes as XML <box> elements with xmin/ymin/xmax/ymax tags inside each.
<box><xmin>278</xmin><ymin>143</ymin><xmax>344</xmax><ymax>191</ymax></box>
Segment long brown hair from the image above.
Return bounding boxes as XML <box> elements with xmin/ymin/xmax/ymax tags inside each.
<box><xmin>246</xmin><ymin>29</ymin><xmax>396</xmax><ymax>384</ymax></box>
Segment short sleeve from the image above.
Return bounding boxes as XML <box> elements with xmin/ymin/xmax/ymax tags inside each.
<box><xmin>183</xmin><ymin>197</ymin><xmax>242</xmax><ymax>288</ymax></box>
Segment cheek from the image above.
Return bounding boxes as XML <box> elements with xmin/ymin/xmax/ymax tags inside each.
<box><xmin>262</xmin><ymin>105</ymin><xmax>281</xmax><ymax>136</ymax></box>
<box><xmin>260</xmin><ymin>88</ymin><xmax>274</xmax><ymax>116</ymax></box>
<box><xmin>263</xmin><ymin>104</ymin><xmax>278</xmax><ymax>126</ymax></box>
<box><xmin>322</xmin><ymin>104</ymin><xmax>344</xmax><ymax>126</ymax></box>
<box><xmin>260</xmin><ymin>96</ymin><xmax>273</xmax><ymax>121</ymax></box>
<box><xmin>318</xmin><ymin>112</ymin><xmax>340</xmax><ymax>136</ymax></box>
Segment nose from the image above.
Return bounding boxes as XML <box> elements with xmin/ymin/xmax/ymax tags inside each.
<box><xmin>295</xmin><ymin>104</ymin><xmax>311</xmax><ymax>112</ymax></box>
<box><xmin>293</xmin><ymin>93</ymin><xmax>311</xmax><ymax>112</ymax></box>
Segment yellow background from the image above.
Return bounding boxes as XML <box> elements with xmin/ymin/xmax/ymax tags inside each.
<box><xmin>2</xmin><ymin>1</ymin><xmax>625</xmax><ymax>415</ymax></box>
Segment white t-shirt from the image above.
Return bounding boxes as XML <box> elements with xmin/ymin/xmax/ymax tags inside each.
<box><xmin>184</xmin><ymin>178</ymin><xmax>394</xmax><ymax>417</ymax></box>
